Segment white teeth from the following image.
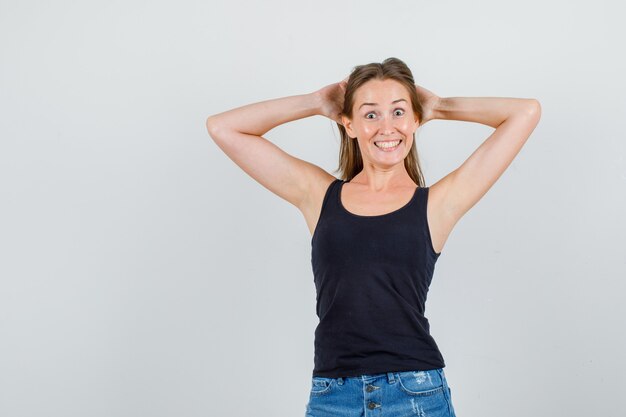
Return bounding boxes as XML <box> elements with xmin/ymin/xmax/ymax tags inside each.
<box><xmin>375</xmin><ymin>140</ymin><xmax>401</xmax><ymax>149</ymax></box>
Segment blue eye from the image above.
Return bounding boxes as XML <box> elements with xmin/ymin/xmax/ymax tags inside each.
<box><xmin>395</xmin><ymin>109</ymin><xmax>405</xmax><ymax>116</ymax></box>
<box><xmin>365</xmin><ymin>112</ymin><xmax>376</xmax><ymax>119</ymax></box>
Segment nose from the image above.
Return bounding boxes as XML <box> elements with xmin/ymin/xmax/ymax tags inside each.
<box><xmin>379</xmin><ymin>115</ymin><xmax>396</xmax><ymax>136</ymax></box>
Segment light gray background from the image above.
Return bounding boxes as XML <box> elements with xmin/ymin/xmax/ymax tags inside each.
<box><xmin>1</xmin><ymin>1</ymin><xmax>624</xmax><ymax>416</ymax></box>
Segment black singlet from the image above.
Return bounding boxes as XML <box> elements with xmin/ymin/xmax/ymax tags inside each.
<box><xmin>310</xmin><ymin>178</ymin><xmax>445</xmax><ymax>378</ymax></box>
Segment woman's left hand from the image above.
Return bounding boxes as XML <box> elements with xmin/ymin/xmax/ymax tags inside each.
<box><xmin>415</xmin><ymin>84</ymin><xmax>441</xmax><ymax>126</ymax></box>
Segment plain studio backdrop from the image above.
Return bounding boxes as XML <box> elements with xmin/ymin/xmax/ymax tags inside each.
<box><xmin>1</xmin><ymin>1</ymin><xmax>624</xmax><ymax>416</ymax></box>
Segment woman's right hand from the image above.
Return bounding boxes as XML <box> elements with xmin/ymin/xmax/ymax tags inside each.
<box><xmin>313</xmin><ymin>77</ymin><xmax>349</xmax><ymax>125</ymax></box>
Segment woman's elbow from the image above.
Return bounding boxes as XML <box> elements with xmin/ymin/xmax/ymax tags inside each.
<box><xmin>205</xmin><ymin>116</ymin><xmax>224</xmax><ymax>139</ymax></box>
<box><xmin>529</xmin><ymin>99</ymin><xmax>541</xmax><ymax>115</ymax></box>
<box><xmin>522</xmin><ymin>99</ymin><xmax>542</xmax><ymax>121</ymax></box>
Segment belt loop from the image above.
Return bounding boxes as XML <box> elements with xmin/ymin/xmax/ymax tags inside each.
<box><xmin>337</xmin><ymin>377</ymin><xmax>344</xmax><ymax>385</ymax></box>
<box><xmin>386</xmin><ymin>372</ymin><xmax>396</xmax><ymax>384</ymax></box>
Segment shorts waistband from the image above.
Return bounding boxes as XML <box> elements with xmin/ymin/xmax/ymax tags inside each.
<box><xmin>326</xmin><ymin>368</ymin><xmax>444</xmax><ymax>386</ymax></box>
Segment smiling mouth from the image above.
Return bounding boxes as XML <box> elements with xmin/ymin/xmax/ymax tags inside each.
<box><xmin>374</xmin><ymin>139</ymin><xmax>402</xmax><ymax>150</ymax></box>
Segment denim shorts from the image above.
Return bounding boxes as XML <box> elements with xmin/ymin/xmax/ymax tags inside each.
<box><xmin>305</xmin><ymin>368</ymin><xmax>456</xmax><ymax>417</ymax></box>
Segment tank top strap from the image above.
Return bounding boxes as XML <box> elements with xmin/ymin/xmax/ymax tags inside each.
<box><xmin>415</xmin><ymin>185</ymin><xmax>428</xmax><ymax>212</ymax></box>
<box><xmin>325</xmin><ymin>178</ymin><xmax>343</xmax><ymax>211</ymax></box>
<box><xmin>416</xmin><ymin>185</ymin><xmax>441</xmax><ymax>257</ymax></box>
<box><xmin>315</xmin><ymin>177</ymin><xmax>342</xmax><ymax>223</ymax></box>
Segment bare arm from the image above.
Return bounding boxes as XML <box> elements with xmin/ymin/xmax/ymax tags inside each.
<box><xmin>206</xmin><ymin>93</ymin><xmax>323</xmax><ymax>136</ymax></box>
<box><xmin>414</xmin><ymin>85</ymin><xmax>541</xmax><ymax>253</ymax></box>
<box><xmin>206</xmin><ymin>80</ymin><xmax>346</xmax><ymax>209</ymax></box>
<box><xmin>430</xmin><ymin>95</ymin><xmax>542</xmax><ymax>227</ymax></box>
<box><xmin>432</xmin><ymin>96</ymin><xmax>540</xmax><ymax>128</ymax></box>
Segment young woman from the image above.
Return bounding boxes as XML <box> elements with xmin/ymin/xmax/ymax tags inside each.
<box><xmin>206</xmin><ymin>57</ymin><xmax>541</xmax><ymax>417</ymax></box>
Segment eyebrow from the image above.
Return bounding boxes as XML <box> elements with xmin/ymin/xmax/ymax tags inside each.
<box><xmin>359</xmin><ymin>98</ymin><xmax>407</xmax><ymax>110</ymax></box>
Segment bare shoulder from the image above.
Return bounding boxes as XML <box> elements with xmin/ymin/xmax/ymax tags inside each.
<box><xmin>297</xmin><ymin>168</ymin><xmax>337</xmax><ymax>237</ymax></box>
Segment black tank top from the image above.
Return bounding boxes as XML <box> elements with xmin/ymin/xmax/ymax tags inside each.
<box><xmin>311</xmin><ymin>178</ymin><xmax>445</xmax><ymax>378</ymax></box>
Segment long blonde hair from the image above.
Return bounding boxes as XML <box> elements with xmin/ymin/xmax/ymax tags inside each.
<box><xmin>335</xmin><ymin>57</ymin><xmax>426</xmax><ymax>187</ymax></box>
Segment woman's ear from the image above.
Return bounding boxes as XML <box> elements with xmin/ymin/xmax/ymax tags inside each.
<box><xmin>340</xmin><ymin>114</ymin><xmax>347</xmax><ymax>126</ymax></box>
<box><xmin>342</xmin><ymin>115</ymin><xmax>355</xmax><ymax>138</ymax></box>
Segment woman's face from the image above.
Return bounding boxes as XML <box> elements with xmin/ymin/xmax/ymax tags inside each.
<box><xmin>342</xmin><ymin>78</ymin><xmax>419</xmax><ymax>168</ymax></box>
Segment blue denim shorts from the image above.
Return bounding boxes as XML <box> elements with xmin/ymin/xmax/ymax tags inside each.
<box><xmin>305</xmin><ymin>368</ymin><xmax>456</xmax><ymax>417</ymax></box>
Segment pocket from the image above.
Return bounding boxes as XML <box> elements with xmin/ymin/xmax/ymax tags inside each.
<box><xmin>310</xmin><ymin>376</ymin><xmax>333</xmax><ymax>396</ymax></box>
<box><xmin>396</xmin><ymin>370</ymin><xmax>445</xmax><ymax>397</ymax></box>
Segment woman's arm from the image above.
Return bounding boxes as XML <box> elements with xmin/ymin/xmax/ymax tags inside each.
<box><xmin>206</xmin><ymin>93</ymin><xmax>322</xmax><ymax>137</ymax></box>
<box><xmin>422</xmin><ymin>91</ymin><xmax>542</xmax><ymax>248</ymax></box>
<box><xmin>431</xmin><ymin>96</ymin><xmax>539</xmax><ymax>128</ymax></box>
<box><xmin>206</xmin><ymin>80</ymin><xmax>345</xmax><ymax>209</ymax></box>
